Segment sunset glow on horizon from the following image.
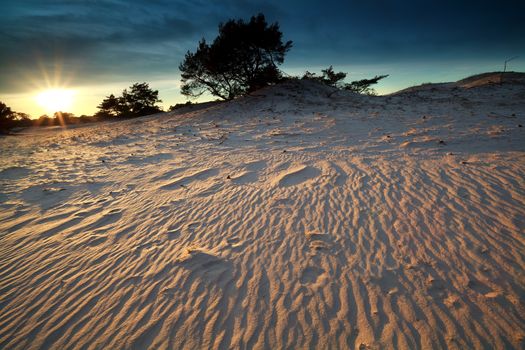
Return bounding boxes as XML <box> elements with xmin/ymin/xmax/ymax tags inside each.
<box><xmin>2</xmin><ymin>0</ymin><xmax>524</xmax><ymax>118</ymax></box>
<box><xmin>35</xmin><ymin>89</ymin><xmax>76</xmax><ymax>115</ymax></box>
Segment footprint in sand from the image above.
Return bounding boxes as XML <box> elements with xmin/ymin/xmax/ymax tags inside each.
<box><xmin>306</xmin><ymin>232</ymin><xmax>334</xmax><ymax>254</ymax></box>
<box><xmin>272</xmin><ymin>197</ymin><xmax>291</xmax><ymax>206</ymax></box>
<box><xmin>245</xmin><ymin>160</ymin><xmax>267</xmax><ymax>171</ymax></box>
<box><xmin>152</xmin><ymin>167</ymin><xmax>190</xmax><ymax>182</ymax></box>
<box><xmin>176</xmin><ymin>249</ymin><xmax>232</xmax><ymax>280</ymax></box>
<box><xmin>92</xmin><ymin>208</ymin><xmax>123</xmax><ymax>227</ymax></box>
<box><xmin>165</xmin><ymin>227</ymin><xmax>181</xmax><ymax>239</ymax></box>
<box><xmin>273</xmin><ymin>165</ymin><xmax>321</xmax><ymax>187</ymax></box>
<box><xmin>327</xmin><ymin>161</ymin><xmax>349</xmax><ymax>186</ymax></box>
<box><xmin>230</xmin><ymin>170</ymin><xmax>259</xmax><ymax>184</ymax></box>
<box><xmin>227</xmin><ymin>237</ymin><xmax>240</xmax><ymax>244</ymax></box>
<box><xmin>160</xmin><ymin>168</ymin><xmax>220</xmax><ymax>190</ymax></box>
<box><xmin>225</xmin><ymin>237</ymin><xmax>245</xmax><ymax>251</ymax></box>
<box><xmin>300</xmin><ymin>266</ymin><xmax>325</xmax><ymax>284</ymax></box>
<box><xmin>229</xmin><ymin>160</ymin><xmax>267</xmax><ymax>185</ymax></box>
<box><xmin>426</xmin><ymin>278</ymin><xmax>447</xmax><ymax>298</ymax></box>
<box><xmin>186</xmin><ymin>222</ymin><xmax>201</xmax><ymax>232</ymax></box>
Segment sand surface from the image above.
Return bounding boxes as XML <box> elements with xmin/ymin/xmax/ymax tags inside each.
<box><xmin>1</xmin><ymin>77</ymin><xmax>524</xmax><ymax>349</ymax></box>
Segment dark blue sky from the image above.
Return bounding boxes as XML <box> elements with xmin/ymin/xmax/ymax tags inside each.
<box><xmin>2</xmin><ymin>0</ymin><xmax>524</xmax><ymax>115</ymax></box>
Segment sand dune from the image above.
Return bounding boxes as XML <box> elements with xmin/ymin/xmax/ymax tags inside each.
<box><xmin>0</xmin><ymin>76</ymin><xmax>524</xmax><ymax>349</ymax></box>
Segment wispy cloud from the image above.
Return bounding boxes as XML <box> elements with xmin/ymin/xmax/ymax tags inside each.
<box><xmin>1</xmin><ymin>0</ymin><xmax>524</xmax><ymax>99</ymax></box>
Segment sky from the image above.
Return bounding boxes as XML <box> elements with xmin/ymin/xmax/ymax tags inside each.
<box><xmin>1</xmin><ymin>0</ymin><xmax>524</xmax><ymax>117</ymax></box>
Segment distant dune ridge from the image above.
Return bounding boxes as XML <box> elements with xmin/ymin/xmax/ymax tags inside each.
<box><xmin>392</xmin><ymin>71</ymin><xmax>525</xmax><ymax>94</ymax></box>
<box><xmin>0</xmin><ymin>72</ymin><xmax>524</xmax><ymax>349</ymax></box>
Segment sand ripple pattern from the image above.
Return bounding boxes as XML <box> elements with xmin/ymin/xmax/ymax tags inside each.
<box><xmin>1</xmin><ymin>80</ymin><xmax>524</xmax><ymax>349</ymax></box>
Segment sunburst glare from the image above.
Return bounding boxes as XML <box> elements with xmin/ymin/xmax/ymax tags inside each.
<box><xmin>36</xmin><ymin>89</ymin><xmax>76</xmax><ymax>115</ymax></box>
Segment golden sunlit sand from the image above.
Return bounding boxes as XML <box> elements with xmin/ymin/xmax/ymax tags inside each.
<box><xmin>0</xmin><ymin>75</ymin><xmax>524</xmax><ymax>349</ymax></box>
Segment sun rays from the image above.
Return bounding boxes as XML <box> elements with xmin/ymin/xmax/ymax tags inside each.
<box><xmin>35</xmin><ymin>89</ymin><xmax>76</xmax><ymax>115</ymax></box>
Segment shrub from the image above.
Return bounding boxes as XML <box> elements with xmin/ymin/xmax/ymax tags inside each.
<box><xmin>302</xmin><ymin>67</ymin><xmax>388</xmax><ymax>95</ymax></box>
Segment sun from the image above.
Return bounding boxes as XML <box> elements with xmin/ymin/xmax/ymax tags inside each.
<box><xmin>36</xmin><ymin>89</ymin><xmax>76</xmax><ymax>115</ymax></box>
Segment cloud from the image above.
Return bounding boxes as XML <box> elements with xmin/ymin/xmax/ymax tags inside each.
<box><xmin>0</xmin><ymin>1</ymin><xmax>206</xmax><ymax>92</ymax></box>
<box><xmin>1</xmin><ymin>0</ymin><xmax>524</xmax><ymax>94</ymax></box>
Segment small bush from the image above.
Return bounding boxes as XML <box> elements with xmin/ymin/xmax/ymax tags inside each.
<box><xmin>302</xmin><ymin>66</ymin><xmax>388</xmax><ymax>95</ymax></box>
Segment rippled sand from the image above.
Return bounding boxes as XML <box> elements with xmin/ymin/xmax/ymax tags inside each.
<box><xmin>1</xmin><ymin>77</ymin><xmax>524</xmax><ymax>349</ymax></box>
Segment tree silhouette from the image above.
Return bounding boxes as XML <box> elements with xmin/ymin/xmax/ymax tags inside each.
<box><xmin>122</xmin><ymin>83</ymin><xmax>162</xmax><ymax>117</ymax></box>
<box><xmin>96</xmin><ymin>94</ymin><xmax>121</xmax><ymax>118</ymax></box>
<box><xmin>0</xmin><ymin>102</ymin><xmax>13</xmax><ymax>131</ymax></box>
<box><xmin>53</xmin><ymin>111</ymin><xmax>76</xmax><ymax>125</ymax></box>
<box><xmin>0</xmin><ymin>102</ymin><xmax>13</xmax><ymax>120</ymax></box>
<box><xmin>180</xmin><ymin>13</ymin><xmax>292</xmax><ymax>100</ymax></box>
<box><xmin>0</xmin><ymin>101</ymin><xmax>21</xmax><ymax>131</ymax></box>
<box><xmin>96</xmin><ymin>83</ymin><xmax>162</xmax><ymax>118</ymax></box>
